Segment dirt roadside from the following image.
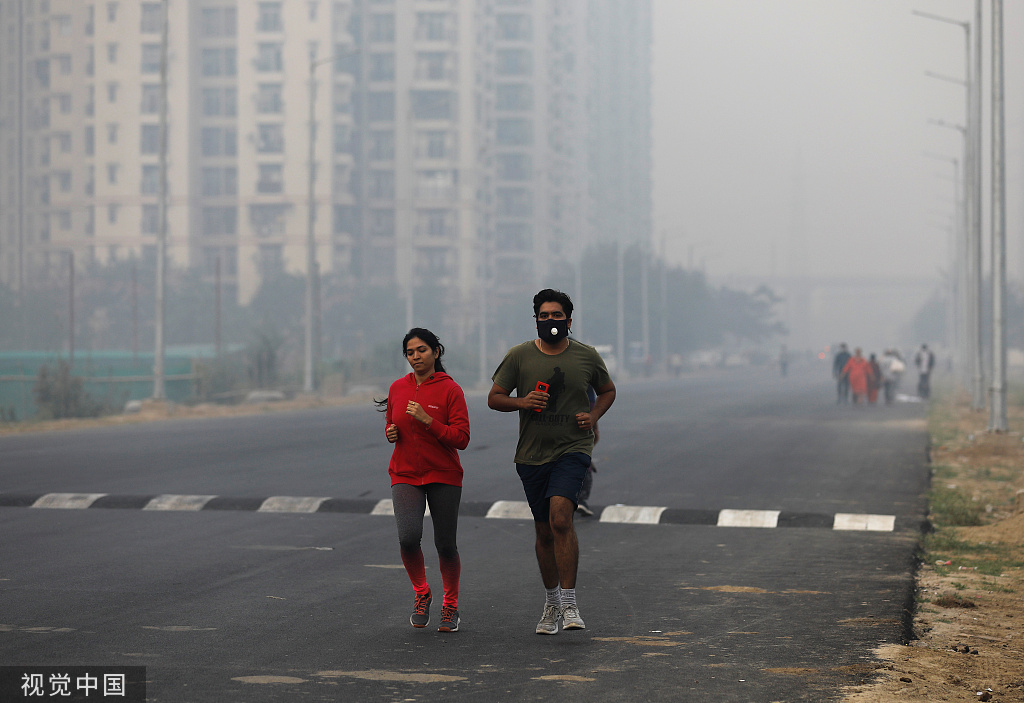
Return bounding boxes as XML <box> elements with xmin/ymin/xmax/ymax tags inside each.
<box><xmin>844</xmin><ymin>391</ymin><xmax>1024</xmax><ymax>703</ymax></box>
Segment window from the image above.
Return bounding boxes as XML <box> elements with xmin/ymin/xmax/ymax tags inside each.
<box><xmin>201</xmin><ymin>127</ymin><xmax>236</xmax><ymax>157</ymax></box>
<box><xmin>368</xmin><ymin>209</ymin><xmax>394</xmax><ymax>237</ymax></box>
<box><xmin>141</xmin><ymin>204</ymin><xmax>160</xmax><ymax>234</ymax></box>
<box><xmin>416</xmin><ymin>170</ymin><xmax>456</xmax><ymax>199</ymax></box>
<box><xmin>141</xmin><ymin>84</ymin><xmax>160</xmax><ymax>113</ymax></box>
<box><xmin>367</xmin><ymin>92</ymin><xmax>395</xmax><ymax>121</ymax></box>
<box><xmin>250</xmin><ymin>204</ymin><xmax>290</xmax><ymax>237</ymax></box>
<box><xmin>368</xmin><ymin>170</ymin><xmax>394</xmax><ymax>199</ymax></box>
<box><xmin>368</xmin><ymin>14</ymin><xmax>394</xmax><ymax>42</ymax></box>
<box><xmin>496</xmin><ymin>49</ymin><xmax>532</xmax><ymax>76</ymax></box>
<box><xmin>140</xmin><ymin>124</ymin><xmax>161</xmax><ymax>154</ymax></box>
<box><xmin>141</xmin><ymin>165</ymin><xmax>160</xmax><ymax>194</ymax></box>
<box><xmin>201</xmin><ymin>7</ymin><xmax>237</xmax><ymax>37</ymax></box>
<box><xmin>107</xmin><ymin>42</ymin><xmax>118</xmax><ymax>63</ymax></box>
<box><xmin>202</xmin><ymin>206</ymin><xmax>237</xmax><ymax>236</ymax></box>
<box><xmin>333</xmin><ymin>205</ymin><xmax>357</xmax><ymax>235</ymax></box>
<box><xmin>256</xmin><ymin>83</ymin><xmax>283</xmax><ymax>113</ymax></box>
<box><xmin>415</xmin><ymin>246</ymin><xmax>450</xmax><ymax>276</ymax></box>
<box><xmin>416</xmin><ymin>130</ymin><xmax>453</xmax><ymax>159</ymax></box>
<box><xmin>259</xmin><ymin>245</ymin><xmax>284</xmax><ymax>277</ymax></box>
<box><xmin>369</xmin><ymin>53</ymin><xmax>394</xmax><ymax>81</ymax></box>
<box><xmin>107</xmin><ymin>2</ymin><xmax>119</xmax><ymax>22</ymax></box>
<box><xmin>256</xmin><ymin>43</ymin><xmax>283</xmax><ymax>72</ymax></box>
<box><xmin>497</xmin><ymin>153</ymin><xmax>531</xmax><ymax>180</ymax></box>
<box><xmin>55</xmin><ymin>15</ymin><xmax>72</xmax><ymax>36</ymax></box>
<box><xmin>56</xmin><ymin>132</ymin><xmax>72</xmax><ymax>152</ymax></box>
<box><xmin>411</xmin><ymin>90</ymin><xmax>454</xmax><ymax>120</ymax></box>
<box><xmin>497</xmin><ymin>187</ymin><xmax>532</xmax><ymax>217</ymax></box>
<box><xmin>107</xmin><ymin>123</ymin><xmax>118</xmax><ymax>144</ymax></box>
<box><xmin>56</xmin><ymin>210</ymin><xmax>72</xmax><ymax>231</ymax></box>
<box><xmin>56</xmin><ymin>54</ymin><xmax>72</xmax><ymax>74</ymax></box>
<box><xmin>415</xmin><ymin>12</ymin><xmax>452</xmax><ymax>41</ymax></box>
<box><xmin>496</xmin><ymin>118</ymin><xmax>532</xmax><ymax>146</ymax></box>
<box><xmin>141</xmin><ymin>43</ymin><xmax>161</xmax><ymax>73</ymax></box>
<box><xmin>57</xmin><ymin>93</ymin><xmax>72</xmax><ymax>113</ymax></box>
<box><xmin>201</xmin><ymin>48</ymin><xmax>237</xmax><ymax>77</ymax></box>
<box><xmin>256</xmin><ymin>164</ymin><xmax>283</xmax><ymax>193</ymax></box>
<box><xmin>140</xmin><ymin>3</ymin><xmax>162</xmax><ymax>33</ymax></box>
<box><xmin>202</xmin><ymin>167</ymin><xmax>237</xmax><ymax>196</ymax></box>
<box><xmin>108</xmin><ymin>203</ymin><xmax>119</xmax><ymax>224</ymax></box>
<box><xmin>496</xmin><ymin>222</ymin><xmax>531</xmax><ymax>251</ymax></box>
<box><xmin>368</xmin><ymin>131</ymin><xmax>394</xmax><ymax>160</ymax></box>
<box><xmin>496</xmin><ymin>13</ymin><xmax>531</xmax><ymax>40</ymax></box>
<box><xmin>257</xmin><ymin>2</ymin><xmax>283</xmax><ymax>32</ymax></box>
<box><xmin>415</xmin><ymin>52</ymin><xmax>452</xmax><ymax>81</ymax></box>
<box><xmin>256</xmin><ymin>124</ymin><xmax>284</xmax><ymax>153</ymax></box>
<box><xmin>204</xmin><ymin>246</ymin><xmax>238</xmax><ymax>275</ymax></box>
<box><xmin>56</xmin><ymin>171</ymin><xmax>72</xmax><ymax>192</ymax></box>
<box><xmin>201</xmin><ymin>87</ymin><xmax>237</xmax><ymax>116</ymax></box>
<box><xmin>496</xmin><ymin>83</ymin><xmax>532</xmax><ymax>111</ymax></box>
<box><xmin>417</xmin><ymin>209</ymin><xmax>454</xmax><ymax>238</ymax></box>
<box><xmin>333</xmin><ymin>123</ymin><xmax>352</xmax><ymax>154</ymax></box>
<box><xmin>84</xmin><ymin>126</ymin><xmax>95</xmax><ymax>156</ymax></box>
<box><xmin>107</xmin><ymin>82</ymin><xmax>119</xmax><ymax>103</ymax></box>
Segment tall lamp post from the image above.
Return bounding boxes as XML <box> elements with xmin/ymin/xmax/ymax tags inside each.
<box><xmin>988</xmin><ymin>0</ymin><xmax>1007</xmax><ymax>431</ymax></box>
<box><xmin>304</xmin><ymin>53</ymin><xmax>334</xmax><ymax>394</ymax></box>
<box><xmin>913</xmin><ymin>8</ymin><xmax>984</xmax><ymax>409</ymax></box>
<box><xmin>924</xmin><ymin>151</ymin><xmax>963</xmax><ymax>376</ymax></box>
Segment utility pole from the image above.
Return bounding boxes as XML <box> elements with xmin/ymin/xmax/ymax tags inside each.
<box><xmin>67</xmin><ymin>251</ymin><xmax>74</xmax><ymax>366</ymax></box>
<box><xmin>971</xmin><ymin>0</ymin><xmax>985</xmax><ymax>411</ymax></box>
<box><xmin>988</xmin><ymin>0</ymin><xmax>1008</xmax><ymax>431</ymax></box>
<box><xmin>152</xmin><ymin>0</ymin><xmax>169</xmax><ymax>400</ymax></box>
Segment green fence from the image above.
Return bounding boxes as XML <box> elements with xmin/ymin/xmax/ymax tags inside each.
<box><xmin>0</xmin><ymin>351</ymin><xmax>198</xmax><ymax>422</ymax></box>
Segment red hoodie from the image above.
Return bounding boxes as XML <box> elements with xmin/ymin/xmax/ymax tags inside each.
<box><xmin>386</xmin><ymin>372</ymin><xmax>470</xmax><ymax>486</ymax></box>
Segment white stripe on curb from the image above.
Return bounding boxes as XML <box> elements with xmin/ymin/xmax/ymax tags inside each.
<box><xmin>599</xmin><ymin>505</ymin><xmax>667</xmax><ymax>524</ymax></box>
<box><xmin>717</xmin><ymin>509</ymin><xmax>780</xmax><ymax>528</ymax></box>
<box><xmin>485</xmin><ymin>500</ymin><xmax>534</xmax><ymax>520</ymax></box>
<box><xmin>259</xmin><ymin>496</ymin><xmax>331</xmax><ymax>513</ymax></box>
<box><xmin>32</xmin><ymin>493</ymin><xmax>107</xmax><ymax>509</ymax></box>
<box><xmin>143</xmin><ymin>495</ymin><xmax>216</xmax><ymax>511</ymax></box>
<box><xmin>833</xmin><ymin>513</ymin><xmax>896</xmax><ymax>532</ymax></box>
<box><xmin>371</xmin><ymin>499</ymin><xmax>430</xmax><ymax>517</ymax></box>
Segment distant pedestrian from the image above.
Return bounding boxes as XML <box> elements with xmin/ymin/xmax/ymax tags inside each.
<box><xmin>915</xmin><ymin>344</ymin><xmax>935</xmax><ymax>399</ymax></box>
<box><xmin>378</xmin><ymin>328</ymin><xmax>470</xmax><ymax>633</ymax></box>
<box><xmin>833</xmin><ymin>343</ymin><xmax>852</xmax><ymax>403</ymax></box>
<box><xmin>488</xmin><ymin>288</ymin><xmax>615</xmax><ymax>635</ymax></box>
<box><xmin>841</xmin><ymin>347</ymin><xmax>874</xmax><ymax>405</ymax></box>
<box><xmin>881</xmin><ymin>349</ymin><xmax>905</xmax><ymax>404</ymax></box>
<box><xmin>867</xmin><ymin>353</ymin><xmax>882</xmax><ymax>405</ymax></box>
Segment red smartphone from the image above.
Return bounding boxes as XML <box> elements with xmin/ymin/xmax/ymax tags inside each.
<box><xmin>533</xmin><ymin>381</ymin><xmax>549</xmax><ymax>412</ymax></box>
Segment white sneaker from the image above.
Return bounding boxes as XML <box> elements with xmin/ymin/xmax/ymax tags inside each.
<box><xmin>536</xmin><ymin>603</ymin><xmax>560</xmax><ymax>635</ymax></box>
<box><xmin>560</xmin><ymin>604</ymin><xmax>585</xmax><ymax>630</ymax></box>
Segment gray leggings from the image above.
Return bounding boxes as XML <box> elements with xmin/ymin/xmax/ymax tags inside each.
<box><xmin>391</xmin><ymin>483</ymin><xmax>461</xmax><ymax>560</ymax></box>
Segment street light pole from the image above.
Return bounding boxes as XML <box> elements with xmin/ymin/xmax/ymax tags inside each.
<box><xmin>304</xmin><ymin>54</ymin><xmax>333</xmax><ymax>394</ymax></box>
<box><xmin>914</xmin><ymin>8</ymin><xmax>983</xmax><ymax>409</ymax></box>
<box><xmin>988</xmin><ymin>0</ymin><xmax>1007</xmax><ymax>431</ymax></box>
<box><xmin>153</xmin><ymin>0</ymin><xmax>169</xmax><ymax>400</ymax></box>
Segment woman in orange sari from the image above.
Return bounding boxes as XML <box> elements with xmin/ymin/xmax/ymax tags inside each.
<box><xmin>841</xmin><ymin>348</ymin><xmax>874</xmax><ymax>405</ymax></box>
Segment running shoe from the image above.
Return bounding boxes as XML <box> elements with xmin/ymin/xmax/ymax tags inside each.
<box><xmin>576</xmin><ymin>501</ymin><xmax>594</xmax><ymax>517</ymax></box>
<box><xmin>536</xmin><ymin>603</ymin><xmax>560</xmax><ymax>635</ymax></box>
<box><xmin>438</xmin><ymin>605</ymin><xmax>460</xmax><ymax>632</ymax></box>
<box><xmin>561</xmin><ymin>604</ymin><xmax>585</xmax><ymax>630</ymax></box>
<box><xmin>410</xmin><ymin>591</ymin><xmax>431</xmax><ymax>628</ymax></box>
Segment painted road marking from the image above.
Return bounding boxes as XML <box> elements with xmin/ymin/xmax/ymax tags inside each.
<box><xmin>600</xmin><ymin>505</ymin><xmax>667</xmax><ymax>524</ymax></box>
<box><xmin>485</xmin><ymin>500</ymin><xmax>534</xmax><ymax>520</ymax></box>
<box><xmin>717</xmin><ymin>509</ymin><xmax>781</xmax><ymax>528</ymax></box>
<box><xmin>833</xmin><ymin>513</ymin><xmax>897</xmax><ymax>532</ymax></box>
<box><xmin>143</xmin><ymin>495</ymin><xmax>216</xmax><ymax>511</ymax></box>
<box><xmin>259</xmin><ymin>496</ymin><xmax>330</xmax><ymax>513</ymax></box>
<box><xmin>2</xmin><ymin>493</ymin><xmax>899</xmax><ymax>531</ymax></box>
<box><xmin>32</xmin><ymin>493</ymin><xmax>108</xmax><ymax>509</ymax></box>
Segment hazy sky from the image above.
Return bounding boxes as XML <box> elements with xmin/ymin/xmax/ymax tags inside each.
<box><xmin>651</xmin><ymin>0</ymin><xmax>1024</xmax><ymax>285</ymax></box>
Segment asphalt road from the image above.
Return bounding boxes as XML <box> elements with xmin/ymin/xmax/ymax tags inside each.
<box><xmin>0</xmin><ymin>364</ymin><xmax>930</xmax><ymax>702</ymax></box>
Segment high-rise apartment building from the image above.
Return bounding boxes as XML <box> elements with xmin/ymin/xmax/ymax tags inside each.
<box><xmin>0</xmin><ymin>0</ymin><xmax>651</xmax><ymax>340</ymax></box>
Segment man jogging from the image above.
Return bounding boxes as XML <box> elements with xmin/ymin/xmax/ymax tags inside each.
<box><xmin>488</xmin><ymin>289</ymin><xmax>616</xmax><ymax>635</ymax></box>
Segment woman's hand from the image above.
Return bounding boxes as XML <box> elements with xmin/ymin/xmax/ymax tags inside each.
<box><xmin>406</xmin><ymin>401</ymin><xmax>433</xmax><ymax>427</ymax></box>
<box><xmin>385</xmin><ymin>424</ymin><xmax>398</xmax><ymax>443</ymax></box>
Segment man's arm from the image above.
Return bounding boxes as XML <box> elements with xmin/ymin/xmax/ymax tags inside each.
<box><xmin>488</xmin><ymin>383</ymin><xmax>548</xmax><ymax>412</ymax></box>
<box><xmin>588</xmin><ymin>381</ymin><xmax>615</xmax><ymax>423</ymax></box>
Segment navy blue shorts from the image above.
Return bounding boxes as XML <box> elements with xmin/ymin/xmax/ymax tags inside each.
<box><xmin>516</xmin><ymin>452</ymin><xmax>592</xmax><ymax>523</ymax></box>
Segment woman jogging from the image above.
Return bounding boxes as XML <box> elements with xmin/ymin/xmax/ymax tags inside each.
<box><xmin>379</xmin><ymin>328</ymin><xmax>470</xmax><ymax>632</ymax></box>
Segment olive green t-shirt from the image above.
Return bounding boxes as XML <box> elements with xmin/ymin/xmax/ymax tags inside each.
<box><xmin>491</xmin><ymin>339</ymin><xmax>612</xmax><ymax>465</ymax></box>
